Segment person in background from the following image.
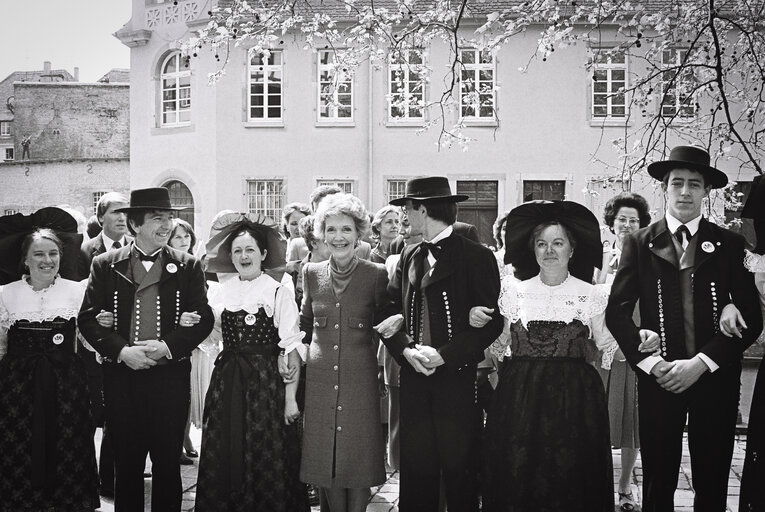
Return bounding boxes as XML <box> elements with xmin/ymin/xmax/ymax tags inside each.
<box><xmin>594</xmin><ymin>192</ymin><xmax>652</xmax><ymax>512</ymax></box>
<box><xmin>370</xmin><ymin>206</ymin><xmax>401</xmax><ymax>264</ymax></box>
<box><xmin>78</xmin><ymin>191</ymin><xmax>130</xmax><ymax>499</ymax></box>
<box><xmin>284</xmin><ymin>202</ymin><xmax>311</xmax><ymax>274</ymax></box>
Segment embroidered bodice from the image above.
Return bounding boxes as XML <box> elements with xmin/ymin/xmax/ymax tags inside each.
<box><xmin>0</xmin><ymin>277</ymin><xmax>86</xmax><ymax>359</ymax></box>
<box><xmin>490</xmin><ymin>275</ymin><xmax>616</xmax><ymax>365</ymax></box>
<box><xmin>220</xmin><ymin>308</ymin><xmax>280</xmax><ymax>354</ymax></box>
<box><xmin>208</xmin><ymin>274</ymin><xmax>306</xmax><ymax>359</ymax></box>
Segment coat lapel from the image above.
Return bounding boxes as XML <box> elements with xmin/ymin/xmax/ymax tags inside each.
<box><xmin>421</xmin><ymin>236</ymin><xmax>457</xmax><ymax>290</ymax></box>
<box><xmin>111</xmin><ymin>247</ymin><xmax>135</xmax><ymax>285</ymax></box>
<box><xmin>648</xmin><ymin>220</ymin><xmax>679</xmax><ymax>269</ymax></box>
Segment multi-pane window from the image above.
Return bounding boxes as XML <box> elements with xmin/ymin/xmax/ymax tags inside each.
<box><xmin>4</xmin><ymin>148</ymin><xmax>13</xmax><ymax>161</ymax></box>
<box><xmin>161</xmin><ymin>52</ymin><xmax>191</xmax><ymax>126</ymax></box>
<box><xmin>92</xmin><ymin>192</ymin><xmax>107</xmax><ymax>214</ymax></box>
<box><xmin>661</xmin><ymin>48</ymin><xmax>696</xmax><ymax>118</ymax></box>
<box><xmin>387</xmin><ymin>179</ymin><xmax>408</xmax><ymax>203</ymax></box>
<box><xmin>388</xmin><ymin>50</ymin><xmax>425</xmax><ymax>120</ymax></box>
<box><xmin>0</xmin><ymin>121</ymin><xmax>11</xmax><ymax>137</ymax></box>
<box><xmin>459</xmin><ymin>49</ymin><xmax>495</xmax><ymax>120</ymax></box>
<box><xmin>249</xmin><ymin>51</ymin><xmax>283</xmax><ymax>121</ymax></box>
<box><xmin>318</xmin><ymin>51</ymin><xmax>353</xmax><ymax>121</ymax></box>
<box><xmin>317</xmin><ymin>180</ymin><xmax>354</xmax><ymax>194</ymax></box>
<box><xmin>523</xmin><ymin>180</ymin><xmax>565</xmax><ymax>201</ymax></box>
<box><xmin>4</xmin><ymin>209</ymin><xmax>18</xmax><ymax>215</ymax></box>
<box><xmin>247</xmin><ymin>179</ymin><xmax>284</xmax><ymax>220</ymax></box>
<box><xmin>592</xmin><ymin>50</ymin><xmax>626</xmax><ymax>118</ymax></box>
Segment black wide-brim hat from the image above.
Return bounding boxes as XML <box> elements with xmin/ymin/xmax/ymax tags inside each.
<box><xmin>389</xmin><ymin>177</ymin><xmax>468</xmax><ymax>206</ymax></box>
<box><xmin>647</xmin><ymin>145</ymin><xmax>728</xmax><ymax>189</ymax></box>
<box><xmin>205</xmin><ymin>212</ymin><xmax>287</xmax><ymax>280</ymax></box>
<box><xmin>114</xmin><ymin>187</ymin><xmax>187</xmax><ymax>212</ymax></box>
<box><xmin>0</xmin><ymin>207</ymin><xmax>84</xmax><ymax>285</ymax></box>
<box><xmin>504</xmin><ymin>200</ymin><xmax>602</xmax><ymax>282</ymax></box>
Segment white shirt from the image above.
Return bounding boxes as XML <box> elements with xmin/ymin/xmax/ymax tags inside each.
<box><xmin>424</xmin><ymin>225</ymin><xmax>453</xmax><ymax>273</ymax></box>
<box><xmin>102</xmin><ymin>232</ymin><xmax>127</xmax><ymax>252</ymax></box>
<box><xmin>665</xmin><ymin>212</ymin><xmax>702</xmax><ymax>250</ymax></box>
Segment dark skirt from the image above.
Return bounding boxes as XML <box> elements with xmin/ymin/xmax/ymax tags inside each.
<box><xmin>483</xmin><ymin>357</ymin><xmax>614</xmax><ymax>512</ymax></box>
<box><xmin>195</xmin><ymin>352</ymin><xmax>309</xmax><ymax>512</ymax></box>
<box><xmin>598</xmin><ymin>359</ymin><xmax>640</xmax><ymax>449</ymax></box>
<box><xmin>0</xmin><ymin>328</ymin><xmax>99</xmax><ymax>511</ymax></box>
<box><xmin>740</xmin><ymin>357</ymin><xmax>765</xmax><ymax>512</ymax></box>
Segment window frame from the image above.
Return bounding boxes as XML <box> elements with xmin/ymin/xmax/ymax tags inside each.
<box><xmin>246</xmin><ymin>179</ymin><xmax>285</xmax><ymax>220</ymax></box>
<box><xmin>386</xmin><ymin>179</ymin><xmax>408</xmax><ymax>203</ymax></box>
<box><xmin>316</xmin><ymin>179</ymin><xmax>355</xmax><ymax>195</ymax></box>
<box><xmin>92</xmin><ymin>192</ymin><xmax>107</xmax><ymax>214</ymax></box>
<box><xmin>316</xmin><ymin>50</ymin><xmax>354</xmax><ymax>124</ymax></box>
<box><xmin>590</xmin><ymin>48</ymin><xmax>628</xmax><ymax>121</ymax></box>
<box><xmin>0</xmin><ymin>121</ymin><xmax>11</xmax><ymax>138</ymax></box>
<box><xmin>4</xmin><ymin>147</ymin><xmax>14</xmax><ymax>161</ymax></box>
<box><xmin>458</xmin><ymin>48</ymin><xmax>497</xmax><ymax>125</ymax></box>
<box><xmin>159</xmin><ymin>51</ymin><xmax>192</xmax><ymax>127</ymax></box>
<box><xmin>660</xmin><ymin>47</ymin><xmax>697</xmax><ymax>119</ymax></box>
<box><xmin>248</xmin><ymin>50</ymin><xmax>284</xmax><ymax>123</ymax></box>
<box><xmin>387</xmin><ymin>49</ymin><xmax>427</xmax><ymax>124</ymax></box>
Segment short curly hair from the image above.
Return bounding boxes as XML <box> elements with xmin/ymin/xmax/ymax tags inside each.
<box><xmin>281</xmin><ymin>202</ymin><xmax>311</xmax><ymax>237</ymax></box>
<box><xmin>299</xmin><ymin>215</ymin><xmax>319</xmax><ymax>248</ymax></box>
<box><xmin>493</xmin><ymin>211</ymin><xmax>511</xmax><ymax>249</ymax></box>
<box><xmin>313</xmin><ymin>193</ymin><xmax>370</xmax><ymax>241</ymax></box>
<box><xmin>603</xmin><ymin>192</ymin><xmax>652</xmax><ymax>232</ymax></box>
<box><xmin>371</xmin><ymin>205</ymin><xmax>401</xmax><ymax>238</ymax></box>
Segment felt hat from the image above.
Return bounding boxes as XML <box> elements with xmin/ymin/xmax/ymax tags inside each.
<box><xmin>389</xmin><ymin>177</ymin><xmax>468</xmax><ymax>205</ymax></box>
<box><xmin>504</xmin><ymin>200</ymin><xmax>602</xmax><ymax>282</ymax></box>
<box><xmin>647</xmin><ymin>145</ymin><xmax>728</xmax><ymax>189</ymax></box>
<box><xmin>114</xmin><ymin>187</ymin><xmax>186</xmax><ymax>212</ymax></box>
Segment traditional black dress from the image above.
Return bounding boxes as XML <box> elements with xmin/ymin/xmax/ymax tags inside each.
<box><xmin>483</xmin><ymin>275</ymin><xmax>614</xmax><ymax>512</ymax></box>
<box><xmin>195</xmin><ymin>274</ymin><xmax>309</xmax><ymax>512</ymax></box>
<box><xmin>740</xmin><ymin>250</ymin><xmax>765</xmax><ymax>512</ymax></box>
<box><xmin>0</xmin><ymin>277</ymin><xmax>99</xmax><ymax>512</ymax></box>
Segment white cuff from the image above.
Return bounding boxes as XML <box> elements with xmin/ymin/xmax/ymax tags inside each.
<box><xmin>637</xmin><ymin>355</ymin><xmax>665</xmax><ymax>374</ymax></box>
<box><xmin>696</xmin><ymin>353</ymin><xmax>718</xmax><ymax>373</ymax></box>
<box><xmin>279</xmin><ymin>332</ymin><xmax>307</xmax><ymax>362</ymax></box>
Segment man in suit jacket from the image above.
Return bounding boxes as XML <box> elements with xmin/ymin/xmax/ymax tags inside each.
<box><xmin>79</xmin><ymin>188</ymin><xmax>213</xmax><ymax>512</ymax></box>
<box><xmin>384</xmin><ymin>177</ymin><xmax>503</xmax><ymax>512</ymax></box>
<box><xmin>78</xmin><ymin>192</ymin><xmax>131</xmax><ymax>498</ymax></box>
<box><xmin>606</xmin><ymin>146</ymin><xmax>762</xmax><ymax>512</ymax></box>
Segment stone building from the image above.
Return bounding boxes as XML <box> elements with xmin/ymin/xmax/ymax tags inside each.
<box><xmin>0</xmin><ymin>62</ymin><xmax>130</xmax><ymax>217</ymax></box>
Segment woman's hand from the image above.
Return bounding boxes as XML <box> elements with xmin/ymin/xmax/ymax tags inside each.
<box><xmin>96</xmin><ymin>310</ymin><xmax>114</xmax><ymax>328</ymax></box>
<box><xmin>469</xmin><ymin>306</ymin><xmax>494</xmax><ymax>328</ymax></box>
<box><xmin>719</xmin><ymin>303</ymin><xmax>748</xmax><ymax>338</ymax></box>
<box><xmin>638</xmin><ymin>329</ymin><xmax>660</xmax><ymax>354</ymax></box>
<box><xmin>374</xmin><ymin>314</ymin><xmax>404</xmax><ymax>338</ymax></box>
<box><xmin>179</xmin><ymin>311</ymin><xmax>201</xmax><ymax>328</ymax></box>
<box><xmin>279</xmin><ymin>353</ymin><xmax>299</xmax><ymax>384</ymax></box>
<box><xmin>284</xmin><ymin>399</ymin><xmax>300</xmax><ymax>425</ymax></box>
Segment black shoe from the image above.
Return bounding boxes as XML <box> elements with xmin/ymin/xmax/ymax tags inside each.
<box><xmin>99</xmin><ymin>487</ymin><xmax>114</xmax><ymax>500</ymax></box>
<box><xmin>180</xmin><ymin>453</ymin><xmax>194</xmax><ymax>465</ymax></box>
<box><xmin>185</xmin><ymin>448</ymin><xmax>199</xmax><ymax>458</ymax></box>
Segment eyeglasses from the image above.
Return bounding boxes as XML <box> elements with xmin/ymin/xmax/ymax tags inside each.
<box><xmin>615</xmin><ymin>216</ymin><xmax>640</xmax><ymax>225</ymax></box>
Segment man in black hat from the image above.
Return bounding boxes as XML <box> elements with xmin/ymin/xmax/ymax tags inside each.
<box><xmin>382</xmin><ymin>176</ymin><xmax>503</xmax><ymax>512</ymax></box>
<box><xmin>79</xmin><ymin>187</ymin><xmax>214</xmax><ymax>512</ymax></box>
<box><xmin>606</xmin><ymin>146</ymin><xmax>762</xmax><ymax>512</ymax></box>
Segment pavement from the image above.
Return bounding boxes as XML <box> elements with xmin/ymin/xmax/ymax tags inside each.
<box><xmin>93</xmin><ymin>427</ymin><xmax>749</xmax><ymax>512</ymax></box>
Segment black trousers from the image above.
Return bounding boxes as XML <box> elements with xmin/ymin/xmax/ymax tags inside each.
<box><xmin>398</xmin><ymin>365</ymin><xmax>481</xmax><ymax>512</ymax></box>
<box><xmin>79</xmin><ymin>345</ymin><xmax>115</xmax><ymax>492</ymax></box>
<box><xmin>103</xmin><ymin>361</ymin><xmax>191</xmax><ymax>512</ymax></box>
<box><xmin>637</xmin><ymin>362</ymin><xmax>741</xmax><ymax>512</ymax></box>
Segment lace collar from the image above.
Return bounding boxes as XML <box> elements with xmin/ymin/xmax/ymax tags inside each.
<box><xmin>212</xmin><ymin>273</ymin><xmax>282</xmax><ymax>316</ymax></box>
<box><xmin>744</xmin><ymin>250</ymin><xmax>765</xmax><ymax>273</ymax></box>
<box><xmin>0</xmin><ymin>277</ymin><xmax>86</xmax><ymax>329</ymax></box>
<box><xmin>498</xmin><ymin>274</ymin><xmax>609</xmax><ymax>329</ymax></box>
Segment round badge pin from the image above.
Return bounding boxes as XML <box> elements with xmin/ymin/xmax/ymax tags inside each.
<box><xmin>701</xmin><ymin>241</ymin><xmax>715</xmax><ymax>253</ymax></box>
<box><xmin>245</xmin><ymin>313</ymin><xmax>257</xmax><ymax>326</ymax></box>
<box><xmin>166</xmin><ymin>263</ymin><xmax>178</xmax><ymax>273</ymax></box>
<box><xmin>52</xmin><ymin>333</ymin><xmax>65</xmax><ymax>345</ymax></box>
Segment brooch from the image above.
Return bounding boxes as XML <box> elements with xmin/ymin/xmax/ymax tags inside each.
<box><xmin>166</xmin><ymin>263</ymin><xmax>178</xmax><ymax>273</ymax></box>
<box><xmin>52</xmin><ymin>333</ymin><xmax>64</xmax><ymax>345</ymax></box>
<box><xmin>701</xmin><ymin>241</ymin><xmax>715</xmax><ymax>254</ymax></box>
<box><xmin>245</xmin><ymin>313</ymin><xmax>257</xmax><ymax>326</ymax></box>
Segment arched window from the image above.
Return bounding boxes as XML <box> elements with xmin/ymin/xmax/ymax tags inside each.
<box><xmin>160</xmin><ymin>52</ymin><xmax>191</xmax><ymax>126</ymax></box>
<box><xmin>163</xmin><ymin>180</ymin><xmax>194</xmax><ymax>226</ymax></box>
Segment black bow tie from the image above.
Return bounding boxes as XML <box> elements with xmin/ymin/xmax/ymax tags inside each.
<box><xmin>137</xmin><ymin>251</ymin><xmax>160</xmax><ymax>263</ymax></box>
<box><xmin>422</xmin><ymin>241</ymin><xmax>442</xmax><ymax>259</ymax></box>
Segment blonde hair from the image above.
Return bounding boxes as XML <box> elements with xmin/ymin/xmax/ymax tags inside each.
<box><xmin>313</xmin><ymin>194</ymin><xmax>370</xmax><ymax>240</ymax></box>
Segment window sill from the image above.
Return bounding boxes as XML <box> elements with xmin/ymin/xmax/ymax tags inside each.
<box><xmin>243</xmin><ymin>121</ymin><xmax>285</xmax><ymax>128</ymax></box>
<box><xmin>151</xmin><ymin>124</ymin><xmax>195</xmax><ymax>135</ymax></box>
<box><xmin>461</xmin><ymin>118</ymin><xmax>499</xmax><ymax>128</ymax></box>
<box><xmin>385</xmin><ymin>120</ymin><xmax>427</xmax><ymax>128</ymax></box>
<box><xmin>589</xmin><ymin>118</ymin><xmax>632</xmax><ymax>128</ymax></box>
<box><xmin>315</xmin><ymin>120</ymin><xmax>356</xmax><ymax>128</ymax></box>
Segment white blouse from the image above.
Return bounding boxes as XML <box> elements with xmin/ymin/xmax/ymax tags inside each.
<box><xmin>0</xmin><ymin>277</ymin><xmax>86</xmax><ymax>360</ymax></box>
<box><xmin>208</xmin><ymin>273</ymin><xmax>306</xmax><ymax>360</ymax></box>
<box><xmin>489</xmin><ymin>274</ymin><xmax>618</xmax><ymax>368</ymax></box>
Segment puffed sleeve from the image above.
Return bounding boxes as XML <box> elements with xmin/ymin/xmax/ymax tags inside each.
<box><xmin>489</xmin><ymin>276</ymin><xmax>519</xmax><ymax>362</ymax></box>
<box><xmin>0</xmin><ymin>288</ymin><xmax>8</xmax><ymax>360</ymax></box>
<box><xmin>273</xmin><ymin>284</ymin><xmax>306</xmax><ymax>361</ymax></box>
<box><xmin>590</xmin><ymin>283</ymin><xmax>619</xmax><ymax>370</ymax></box>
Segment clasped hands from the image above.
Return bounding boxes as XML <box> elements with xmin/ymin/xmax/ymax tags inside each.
<box><xmin>403</xmin><ymin>344</ymin><xmax>444</xmax><ymax>375</ymax></box>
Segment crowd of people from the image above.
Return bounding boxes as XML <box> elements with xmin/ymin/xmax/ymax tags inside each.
<box><xmin>0</xmin><ymin>144</ymin><xmax>763</xmax><ymax>512</ymax></box>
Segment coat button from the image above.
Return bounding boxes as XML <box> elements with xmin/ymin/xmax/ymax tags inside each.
<box><xmin>336</xmin><ymin>303</ymin><xmax>340</xmax><ymax>308</ymax></box>
<box><xmin>333</xmin><ymin>385</ymin><xmax>338</xmax><ymax>390</ymax></box>
<box><xmin>334</xmin><ymin>324</ymin><xmax>339</xmax><ymax>329</ymax></box>
<box><xmin>337</xmin><ymin>405</ymin><xmax>343</xmax><ymax>411</ymax></box>
<box><xmin>336</xmin><ymin>426</ymin><xmax>342</xmax><ymax>432</ymax></box>
<box><xmin>358</xmin><ymin>323</ymin><xmax>364</xmax><ymax>328</ymax></box>
<box><xmin>333</xmin><ymin>345</ymin><xmax>339</xmax><ymax>350</ymax></box>
<box><xmin>333</xmin><ymin>365</ymin><xmax>338</xmax><ymax>371</ymax></box>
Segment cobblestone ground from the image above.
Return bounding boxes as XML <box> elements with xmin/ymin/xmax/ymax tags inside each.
<box><xmin>94</xmin><ymin>428</ymin><xmax>748</xmax><ymax>512</ymax></box>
